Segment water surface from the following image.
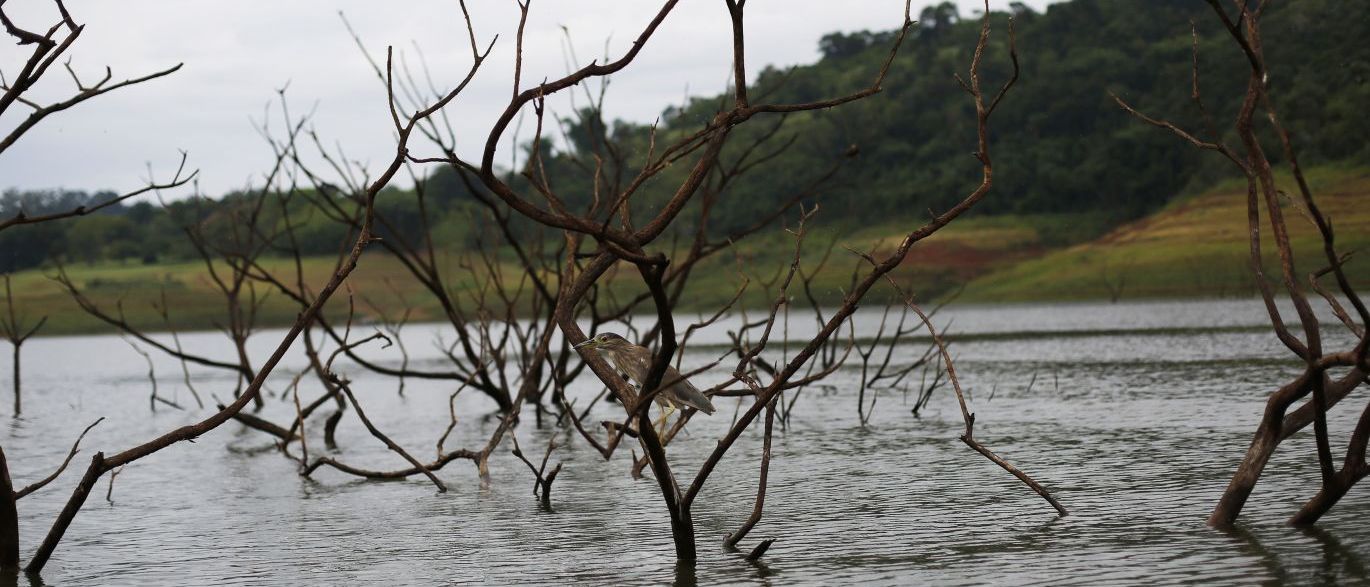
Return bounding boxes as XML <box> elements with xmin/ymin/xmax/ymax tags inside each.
<box><xmin>3</xmin><ymin>298</ymin><xmax>1365</xmax><ymax>585</ymax></box>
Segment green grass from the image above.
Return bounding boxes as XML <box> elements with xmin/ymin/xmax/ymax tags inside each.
<box><xmin>963</xmin><ymin>165</ymin><xmax>1370</xmax><ymax>301</ymax></box>
<box><xmin>614</xmin><ymin>209</ymin><xmax>1103</xmax><ymax>313</ymax></box>
<box><xmin>3</xmin><ymin>253</ymin><xmax>531</xmax><ymax>335</ymax></box>
<box><xmin>7</xmin><ymin>165</ymin><xmax>1365</xmax><ymax>335</ymax></box>
<box><xmin>4</xmin><ymin>211</ymin><xmax>1065</xmax><ymax>335</ymax></box>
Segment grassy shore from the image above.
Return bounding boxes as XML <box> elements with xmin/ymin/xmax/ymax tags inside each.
<box><xmin>963</xmin><ymin>165</ymin><xmax>1370</xmax><ymax>301</ymax></box>
<box><xmin>6</xmin><ymin>165</ymin><xmax>1366</xmax><ymax>335</ymax></box>
<box><xmin>3</xmin><ymin>206</ymin><xmax>1086</xmax><ymax>336</ymax></box>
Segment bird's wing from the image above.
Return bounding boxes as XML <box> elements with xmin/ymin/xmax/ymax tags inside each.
<box><xmin>665</xmin><ymin>365</ymin><xmax>715</xmax><ymax>414</ymax></box>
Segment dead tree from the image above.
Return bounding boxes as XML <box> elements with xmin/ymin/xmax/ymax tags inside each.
<box><xmin>0</xmin><ymin>1</ymin><xmax>191</xmax><ymax>232</ymax></box>
<box><xmin>1100</xmin><ymin>254</ymin><xmax>1132</xmax><ymax>303</ymax></box>
<box><xmin>1114</xmin><ymin>1</ymin><xmax>1369</xmax><ymax>527</ymax></box>
<box><xmin>20</xmin><ymin>3</ymin><xmax>499</xmax><ymax>573</ymax></box>
<box><xmin>0</xmin><ymin>0</ymin><xmax>191</xmax><ymax>416</ymax></box>
<box><xmin>881</xmin><ymin>278</ymin><xmax>1068</xmax><ymax>516</ymax></box>
<box><xmin>31</xmin><ymin>0</ymin><xmax>1064</xmax><ymax>573</ymax></box>
<box><xmin>446</xmin><ymin>0</ymin><xmax>1056</xmax><ymax>563</ymax></box>
<box><xmin>0</xmin><ymin>274</ymin><xmax>44</xmax><ymax>415</ymax></box>
<box><xmin>53</xmin><ymin>167</ymin><xmax>293</xmax><ymax>411</ymax></box>
<box><xmin>0</xmin><ymin>2</ymin><xmax>194</xmax><ymax>570</ymax></box>
<box><xmin>0</xmin><ymin>0</ymin><xmax>191</xmax><ymax>414</ymax></box>
<box><xmin>0</xmin><ymin>419</ymin><xmax>100</xmax><ymax>570</ymax></box>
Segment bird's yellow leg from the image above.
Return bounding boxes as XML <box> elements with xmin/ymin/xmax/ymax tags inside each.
<box><xmin>656</xmin><ymin>404</ymin><xmax>676</xmax><ymax>436</ymax></box>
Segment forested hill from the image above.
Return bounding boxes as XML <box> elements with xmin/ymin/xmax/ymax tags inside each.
<box><xmin>3</xmin><ymin>0</ymin><xmax>1367</xmax><ymax>274</ymax></box>
<box><xmin>693</xmin><ymin>0</ymin><xmax>1368</xmax><ymax>224</ymax></box>
<box><xmin>454</xmin><ymin>0</ymin><xmax>1368</xmax><ymax>233</ymax></box>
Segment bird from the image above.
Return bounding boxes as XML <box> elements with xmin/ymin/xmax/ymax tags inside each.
<box><xmin>573</xmin><ymin>332</ymin><xmax>715</xmax><ymax>432</ymax></box>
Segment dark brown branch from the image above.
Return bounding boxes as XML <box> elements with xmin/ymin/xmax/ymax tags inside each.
<box><xmin>0</xmin><ymin>63</ymin><xmax>182</xmax><ymax>156</ymax></box>
<box><xmin>0</xmin><ymin>448</ymin><xmax>15</xmax><ymax>569</ymax></box>
<box><xmin>304</xmin><ymin>449</ymin><xmax>479</xmax><ymax>480</ymax></box>
<box><xmin>1116</xmin><ymin>0</ymin><xmax>1368</xmax><ymax>529</ymax></box>
<box><xmin>334</xmin><ymin>379</ymin><xmax>447</xmax><ymax>492</ymax></box>
<box><xmin>682</xmin><ymin>3</ymin><xmax>1015</xmax><ymax>511</ymax></box>
<box><xmin>885</xmin><ymin>276</ymin><xmax>1067</xmax><ymax>516</ymax></box>
<box><xmin>222</xmin><ymin>404</ymin><xmax>296</xmax><ymax>442</ymax></box>
<box><xmin>14</xmin><ymin>418</ymin><xmax>103</xmax><ymax>500</ymax></box>
<box><xmin>510</xmin><ymin>434</ymin><xmax>562</xmax><ymax>508</ymax></box>
<box><xmin>724</xmin><ymin>394</ymin><xmax>777</xmax><ymax>549</ymax></box>
<box><xmin>26</xmin><ymin>23</ymin><xmax>489</xmax><ymax>570</ymax></box>
<box><xmin>0</xmin><ymin>151</ymin><xmax>194</xmax><ymax>232</ymax></box>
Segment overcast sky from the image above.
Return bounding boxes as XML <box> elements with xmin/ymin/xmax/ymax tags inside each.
<box><xmin>0</xmin><ymin>0</ymin><xmax>1054</xmax><ymax>197</ymax></box>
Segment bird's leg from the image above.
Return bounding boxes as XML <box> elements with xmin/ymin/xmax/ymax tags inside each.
<box><xmin>656</xmin><ymin>404</ymin><xmax>676</xmax><ymax>436</ymax></box>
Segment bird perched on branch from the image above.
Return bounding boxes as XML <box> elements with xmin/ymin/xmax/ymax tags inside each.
<box><xmin>573</xmin><ymin>332</ymin><xmax>715</xmax><ymax>432</ymax></box>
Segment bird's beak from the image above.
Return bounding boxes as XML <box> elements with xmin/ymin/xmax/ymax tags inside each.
<box><xmin>573</xmin><ymin>339</ymin><xmax>594</xmax><ymax>349</ymax></box>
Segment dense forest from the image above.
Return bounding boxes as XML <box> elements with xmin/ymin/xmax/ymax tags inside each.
<box><xmin>2</xmin><ymin>0</ymin><xmax>1366</xmax><ymax>273</ymax></box>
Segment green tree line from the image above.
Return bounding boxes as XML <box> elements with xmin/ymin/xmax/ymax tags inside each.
<box><xmin>3</xmin><ymin>0</ymin><xmax>1365</xmax><ymax>273</ymax></box>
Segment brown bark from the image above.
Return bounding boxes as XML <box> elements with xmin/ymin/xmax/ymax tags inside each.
<box><xmin>27</xmin><ymin>452</ymin><xmax>103</xmax><ymax>573</ymax></box>
<box><xmin>510</xmin><ymin>434</ymin><xmax>562</xmax><ymax>509</ymax></box>
<box><xmin>9</xmin><ymin>345</ymin><xmax>15</xmax><ymax>416</ymax></box>
<box><xmin>25</xmin><ymin>34</ymin><xmax>471</xmax><ymax>570</ymax></box>
<box><xmin>323</xmin><ymin>410</ymin><xmax>343</xmax><ymax>450</ymax></box>
<box><xmin>303</xmin><ymin>450</ymin><xmax>478</xmax><ymax>481</ymax></box>
<box><xmin>1290</xmin><ymin>400</ymin><xmax>1370</xmax><ymax>525</ymax></box>
<box><xmin>14</xmin><ymin>418</ymin><xmax>102</xmax><ymax>500</ymax></box>
<box><xmin>724</xmin><ymin>394</ymin><xmax>776</xmax><ymax>550</ymax></box>
<box><xmin>19</xmin><ymin>0</ymin><xmax>1037</xmax><ymax>573</ymax></box>
<box><xmin>1289</xmin><ymin>465</ymin><xmax>1368</xmax><ymax>526</ymax></box>
<box><xmin>0</xmin><ymin>0</ymin><xmax>191</xmax><ymax>235</ymax></box>
<box><xmin>2</xmin><ymin>274</ymin><xmax>47</xmax><ymax>416</ymax></box>
<box><xmin>0</xmin><ymin>448</ymin><xmax>18</xmax><ymax>569</ymax></box>
<box><xmin>1120</xmin><ymin>2</ymin><xmax>1368</xmax><ymax>528</ymax></box>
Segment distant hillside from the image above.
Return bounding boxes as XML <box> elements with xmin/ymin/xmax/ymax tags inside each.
<box><xmin>963</xmin><ymin>165</ymin><xmax>1370</xmax><ymax>301</ymax></box>
<box><xmin>444</xmin><ymin>0</ymin><xmax>1369</xmax><ymax>236</ymax></box>
<box><xmin>4</xmin><ymin>0</ymin><xmax>1366</xmax><ymax>281</ymax></box>
<box><xmin>8</xmin><ymin>164</ymin><xmax>1365</xmax><ymax>335</ymax></box>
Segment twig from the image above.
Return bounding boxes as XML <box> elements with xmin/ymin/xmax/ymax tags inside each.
<box><xmin>885</xmin><ymin>275</ymin><xmax>1068</xmax><ymax>517</ymax></box>
<box><xmin>14</xmin><ymin>418</ymin><xmax>104</xmax><ymax>499</ymax></box>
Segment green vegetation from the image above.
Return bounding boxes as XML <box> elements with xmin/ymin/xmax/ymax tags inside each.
<box><xmin>0</xmin><ymin>217</ymin><xmax>1013</xmax><ymax>335</ymax></box>
<box><xmin>5</xmin><ymin>164</ymin><xmax>1367</xmax><ymax>335</ymax></box>
<box><xmin>964</xmin><ymin>165</ymin><xmax>1370</xmax><ymax>301</ymax></box>
<box><xmin>2</xmin><ymin>0</ymin><xmax>1367</xmax><ymax>334</ymax></box>
<box><xmin>526</xmin><ymin>0</ymin><xmax>1368</xmax><ymax>230</ymax></box>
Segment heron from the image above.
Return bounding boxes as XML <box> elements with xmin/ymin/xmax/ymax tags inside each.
<box><xmin>573</xmin><ymin>332</ymin><xmax>715</xmax><ymax>432</ymax></box>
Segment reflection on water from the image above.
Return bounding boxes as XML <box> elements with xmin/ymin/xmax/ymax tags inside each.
<box><xmin>1</xmin><ymin>298</ymin><xmax>1365</xmax><ymax>585</ymax></box>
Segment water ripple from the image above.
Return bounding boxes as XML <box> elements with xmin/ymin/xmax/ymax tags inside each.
<box><xmin>3</xmin><ymin>299</ymin><xmax>1365</xmax><ymax>585</ymax></box>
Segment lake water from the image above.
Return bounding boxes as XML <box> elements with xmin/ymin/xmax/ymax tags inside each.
<box><xmin>1</xmin><ymin>298</ymin><xmax>1365</xmax><ymax>585</ymax></box>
